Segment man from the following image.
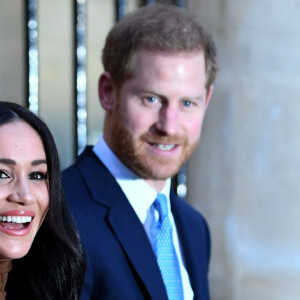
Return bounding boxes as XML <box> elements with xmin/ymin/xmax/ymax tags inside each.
<box><xmin>63</xmin><ymin>4</ymin><xmax>217</xmax><ymax>300</ymax></box>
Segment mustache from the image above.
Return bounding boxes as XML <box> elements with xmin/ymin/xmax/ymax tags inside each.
<box><xmin>140</xmin><ymin>132</ymin><xmax>186</xmax><ymax>145</ymax></box>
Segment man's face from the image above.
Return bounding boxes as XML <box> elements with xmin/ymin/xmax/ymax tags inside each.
<box><xmin>105</xmin><ymin>50</ymin><xmax>212</xmax><ymax>183</ymax></box>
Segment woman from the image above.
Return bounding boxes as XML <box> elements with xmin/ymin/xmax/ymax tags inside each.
<box><xmin>0</xmin><ymin>101</ymin><xmax>85</xmax><ymax>299</ymax></box>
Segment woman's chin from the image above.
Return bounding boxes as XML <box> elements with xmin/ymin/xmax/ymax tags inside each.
<box><xmin>0</xmin><ymin>243</ymin><xmax>31</xmax><ymax>260</ymax></box>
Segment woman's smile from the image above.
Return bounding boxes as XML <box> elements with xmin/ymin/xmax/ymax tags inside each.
<box><xmin>0</xmin><ymin>121</ymin><xmax>49</xmax><ymax>259</ymax></box>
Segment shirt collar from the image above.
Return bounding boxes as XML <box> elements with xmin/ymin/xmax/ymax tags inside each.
<box><xmin>93</xmin><ymin>135</ymin><xmax>171</xmax><ymax>223</ymax></box>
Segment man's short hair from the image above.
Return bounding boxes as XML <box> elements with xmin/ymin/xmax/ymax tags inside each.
<box><xmin>102</xmin><ymin>4</ymin><xmax>218</xmax><ymax>90</ymax></box>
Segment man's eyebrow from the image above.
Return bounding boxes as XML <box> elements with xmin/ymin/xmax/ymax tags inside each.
<box><xmin>138</xmin><ymin>89</ymin><xmax>205</xmax><ymax>101</ymax></box>
<box><xmin>138</xmin><ymin>89</ymin><xmax>162</xmax><ymax>96</ymax></box>
<box><xmin>185</xmin><ymin>93</ymin><xmax>205</xmax><ymax>100</ymax></box>
<box><xmin>32</xmin><ymin>159</ymin><xmax>47</xmax><ymax>166</ymax></box>
<box><xmin>0</xmin><ymin>158</ymin><xmax>16</xmax><ymax>165</ymax></box>
<box><xmin>191</xmin><ymin>96</ymin><xmax>205</xmax><ymax>101</ymax></box>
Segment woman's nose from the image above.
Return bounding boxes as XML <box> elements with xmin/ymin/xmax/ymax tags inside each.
<box><xmin>7</xmin><ymin>179</ymin><xmax>35</xmax><ymax>205</ymax></box>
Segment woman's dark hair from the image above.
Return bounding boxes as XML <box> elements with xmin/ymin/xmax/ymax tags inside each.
<box><xmin>1</xmin><ymin>101</ymin><xmax>86</xmax><ymax>299</ymax></box>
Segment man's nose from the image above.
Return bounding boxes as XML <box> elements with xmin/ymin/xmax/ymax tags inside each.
<box><xmin>155</xmin><ymin>104</ymin><xmax>179</xmax><ymax>136</ymax></box>
<box><xmin>7</xmin><ymin>178</ymin><xmax>35</xmax><ymax>205</ymax></box>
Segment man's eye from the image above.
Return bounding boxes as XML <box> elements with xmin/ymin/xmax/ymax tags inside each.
<box><xmin>145</xmin><ymin>96</ymin><xmax>158</xmax><ymax>103</ymax></box>
<box><xmin>182</xmin><ymin>100</ymin><xmax>192</xmax><ymax>107</ymax></box>
<box><xmin>29</xmin><ymin>172</ymin><xmax>48</xmax><ymax>181</ymax></box>
<box><xmin>0</xmin><ymin>170</ymin><xmax>9</xmax><ymax>179</ymax></box>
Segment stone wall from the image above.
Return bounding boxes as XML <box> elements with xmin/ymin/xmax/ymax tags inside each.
<box><xmin>187</xmin><ymin>1</ymin><xmax>300</xmax><ymax>299</ymax></box>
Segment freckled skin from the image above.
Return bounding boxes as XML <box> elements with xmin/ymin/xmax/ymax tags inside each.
<box><xmin>0</xmin><ymin>121</ymin><xmax>49</xmax><ymax>259</ymax></box>
<box><xmin>100</xmin><ymin>51</ymin><xmax>213</xmax><ymax>191</ymax></box>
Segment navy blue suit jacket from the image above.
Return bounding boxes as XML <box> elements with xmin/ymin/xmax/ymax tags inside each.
<box><xmin>63</xmin><ymin>147</ymin><xmax>211</xmax><ymax>300</ymax></box>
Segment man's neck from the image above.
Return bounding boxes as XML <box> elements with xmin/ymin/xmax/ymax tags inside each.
<box><xmin>144</xmin><ymin>178</ymin><xmax>167</xmax><ymax>192</ymax></box>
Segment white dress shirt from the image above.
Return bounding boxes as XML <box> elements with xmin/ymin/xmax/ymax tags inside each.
<box><xmin>93</xmin><ymin>135</ymin><xmax>194</xmax><ymax>300</ymax></box>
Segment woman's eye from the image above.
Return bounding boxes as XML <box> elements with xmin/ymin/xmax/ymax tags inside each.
<box><xmin>0</xmin><ymin>170</ymin><xmax>9</xmax><ymax>179</ymax></box>
<box><xmin>29</xmin><ymin>172</ymin><xmax>48</xmax><ymax>181</ymax></box>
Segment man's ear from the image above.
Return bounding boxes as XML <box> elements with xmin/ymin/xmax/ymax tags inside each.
<box><xmin>204</xmin><ymin>85</ymin><xmax>214</xmax><ymax>111</ymax></box>
<box><xmin>98</xmin><ymin>72</ymin><xmax>115</xmax><ymax>110</ymax></box>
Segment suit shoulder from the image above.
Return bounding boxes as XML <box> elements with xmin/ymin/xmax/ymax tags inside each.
<box><xmin>62</xmin><ymin>146</ymin><xmax>95</xmax><ymax>183</ymax></box>
<box><xmin>62</xmin><ymin>162</ymin><xmax>81</xmax><ymax>186</ymax></box>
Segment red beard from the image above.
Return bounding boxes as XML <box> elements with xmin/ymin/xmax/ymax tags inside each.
<box><xmin>108</xmin><ymin>108</ymin><xmax>199</xmax><ymax>180</ymax></box>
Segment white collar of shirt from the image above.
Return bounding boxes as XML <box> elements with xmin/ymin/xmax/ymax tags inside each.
<box><xmin>93</xmin><ymin>134</ymin><xmax>171</xmax><ymax>223</ymax></box>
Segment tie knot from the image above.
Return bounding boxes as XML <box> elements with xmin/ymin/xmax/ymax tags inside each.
<box><xmin>154</xmin><ymin>193</ymin><xmax>168</xmax><ymax>220</ymax></box>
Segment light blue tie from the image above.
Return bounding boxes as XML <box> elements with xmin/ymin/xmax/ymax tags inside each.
<box><xmin>152</xmin><ymin>193</ymin><xmax>184</xmax><ymax>300</ymax></box>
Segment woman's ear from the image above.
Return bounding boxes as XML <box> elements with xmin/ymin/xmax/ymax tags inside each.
<box><xmin>98</xmin><ymin>72</ymin><xmax>115</xmax><ymax>110</ymax></box>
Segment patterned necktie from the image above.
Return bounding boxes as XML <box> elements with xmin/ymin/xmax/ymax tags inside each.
<box><xmin>152</xmin><ymin>193</ymin><xmax>184</xmax><ymax>299</ymax></box>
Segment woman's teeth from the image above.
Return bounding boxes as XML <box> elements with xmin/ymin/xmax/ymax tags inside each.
<box><xmin>0</xmin><ymin>216</ymin><xmax>32</xmax><ymax>223</ymax></box>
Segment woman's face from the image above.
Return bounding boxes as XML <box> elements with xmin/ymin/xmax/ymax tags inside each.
<box><xmin>0</xmin><ymin>121</ymin><xmax>49</xmax><ymax>259</ymax></box>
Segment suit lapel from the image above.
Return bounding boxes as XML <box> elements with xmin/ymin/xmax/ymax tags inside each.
<box><xmin>77</xmin><ymin>147</ymin><xmax>168</xmax><ymax>300</ymax></box>
<box><xmin>108</xmin><ymin>200</ymin><xmax>168</xmax><ymax>300</ymax></box>
<box><xmin>171</xmin><ymin>193</ymin><xmax>210</xmax><ymax>300</ymax></box>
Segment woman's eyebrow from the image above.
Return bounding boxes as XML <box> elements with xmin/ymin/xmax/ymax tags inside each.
<box><xmin>0</xmin><ymin>158</ymin><xmax>16</xmax><ymax>165</ymax></box>
<box><xmin>0</xmin><ymin>158</ymin><xmax>47</xmax><ymax>166</ymax></box>
<box><xmin>32</xmin><ymin>159</ymin><xmax>47</xmax><ymax>166</ymax></box>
